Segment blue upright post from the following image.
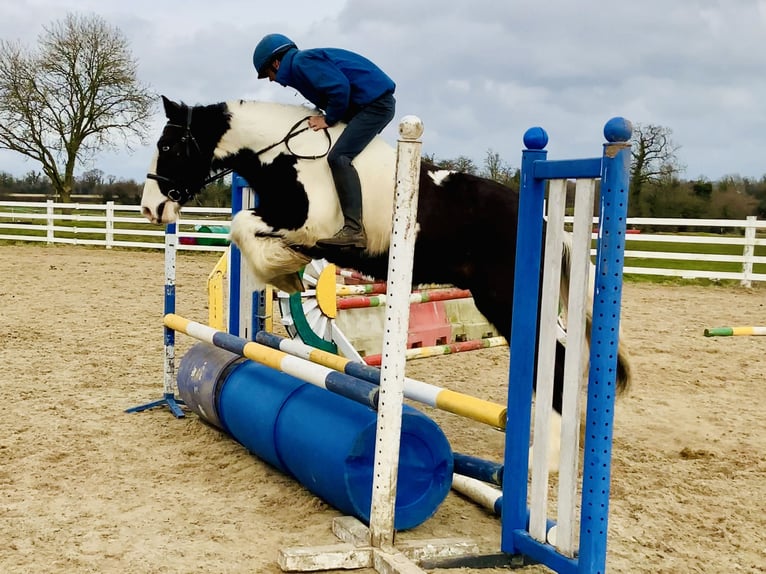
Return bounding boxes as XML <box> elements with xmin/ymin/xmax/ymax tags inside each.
<box><xmin>229</xmin><ymin>175</ymin><xmax>246</xmax><ymax>337</ymax></box>
<box><xmin>577</xmin><ymin>118</ymin><xmax>632</xmax><ymax>573</ymax></box>
<box><xmin>229</xmin><ymin>173</ymin><xmax>266</xmax><ymax>338</ymax></box>
<box><xmin>501</xmin><ymin>127</ymin><xmax>549</xmax><ymax>552</ymax></box>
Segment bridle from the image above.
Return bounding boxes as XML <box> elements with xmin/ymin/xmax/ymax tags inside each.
<box><xmin>147</xmin><ymin>107</ymin><xmax>332</xmax><ymax>204</ymax></box>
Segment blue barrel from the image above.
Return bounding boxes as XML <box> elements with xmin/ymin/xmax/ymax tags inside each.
<box><xmin>177</xmin><ymin>343</ymin><xmax>453</xmax><ymax>530</ymax></box>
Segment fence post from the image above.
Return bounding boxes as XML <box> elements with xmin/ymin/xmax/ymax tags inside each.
<box><xmin>105</xmin><ymin>201</ymin><xmax>115</xmax><ymax>249</ymax></box>
<box><xmin>740</xmin><ymin>215</ymin><xmax>756</xmax><ymax>288</ymax></box>
<box><xmin>46</xmin><ymin>200</ymin><xmax>54</xmax><ymax>244</ymax></box>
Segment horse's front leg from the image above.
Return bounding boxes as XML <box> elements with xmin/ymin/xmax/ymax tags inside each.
<box><xmin>230</xmin><ymin>210</ymin><xmax>311</xmax><ymax>291</ymax></box>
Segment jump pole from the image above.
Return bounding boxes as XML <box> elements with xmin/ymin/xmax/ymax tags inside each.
<box><xmin>254</xmin><ymin>330</ymin><xmax>507</xmax><ymax>428</ymax></box>
<box><xmin>704</xmin><ymin>326</ymin><xmax>766</xmax><ymax>337</ymax></box>
<box><xmin>164</xmin><ymin>313</ymin><xmax>381</xmax><ymax>410</ymax></box>
<box><xmin>336</xmin><ymin>287</ymin><xmax>473</xmax><ymax>309</ymax></box>
<box><xmin>362</xmin><ymin>336</ymin><xmax>508</xmax><ymax>366</ymax></box>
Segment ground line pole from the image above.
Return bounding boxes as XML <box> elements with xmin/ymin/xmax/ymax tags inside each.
<box><xmin>368</xmin><ymin>116</ymin><xmax>424</xmax><ymax>549</ymax></box>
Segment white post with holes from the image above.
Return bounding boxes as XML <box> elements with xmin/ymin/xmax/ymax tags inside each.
<box><xmin>369</xmin><ymin>115</ymin><xmax>424</xmax><ymax>548</ymax></box>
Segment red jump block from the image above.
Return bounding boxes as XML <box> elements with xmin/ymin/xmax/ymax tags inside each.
<box><xmin>407</xmin><ymin>301</ymin><xmax>452</xmax><ymax>348</ymax></box>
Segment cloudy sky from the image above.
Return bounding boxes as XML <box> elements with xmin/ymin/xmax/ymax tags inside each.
<box><xmin>1</xmin><ymin>0</ymin><xmax>765</xmax><ymax>182</ymax></box>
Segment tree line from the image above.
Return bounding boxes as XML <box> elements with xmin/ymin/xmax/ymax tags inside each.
<box><xmin>423</xmin><ymin>136</ymin><xmax>766</xmax><ymax>222</ymax></box>
<box><xmin>0</xmin><ymin>168</ymin><xmax>231</xmax><ymax>208</ymax></box>
<box><xmin>1</xmin><ymin>13</ymin><xmax>765</xmax><ymax>222</ymax></box>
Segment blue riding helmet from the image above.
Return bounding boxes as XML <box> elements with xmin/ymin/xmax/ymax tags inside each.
<box><xmin>253</xmin><ymin>33</ymin><xmax>297</xmax><ymax>78</ymax></box>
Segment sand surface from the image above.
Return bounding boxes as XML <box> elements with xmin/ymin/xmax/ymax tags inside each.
<box><xmin>1</xmin><ymin>244</ymin><xmax>764</xmax><ymax>573</ymax></box>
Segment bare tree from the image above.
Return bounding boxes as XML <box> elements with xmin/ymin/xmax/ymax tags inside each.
<box><xmin>629</xmin><ymin>123</ymin><xmax>684</xmax><ymax>215</ymax></box>
<box><xmin>482</xmin><ymin>149</ymin><xmax>517</xmax><ymax>187</ymax></box>
<box><xmin>429</xmin><ymin>155</ymin><xmax>478</xmax><ymax>174</ymax></box>
<box><xmin>0</xmin><ymin>13</ymin><xmax>154</xmax><ymax>202</ymax></box>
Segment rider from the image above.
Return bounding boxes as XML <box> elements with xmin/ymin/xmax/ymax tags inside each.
<box><xmin>253</xmin><ymin>34</ymin><xmax>396</xmax><ymax>249</ymax></box>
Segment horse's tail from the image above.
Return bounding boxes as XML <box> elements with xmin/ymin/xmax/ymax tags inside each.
<box><xmin>559</xmin><ymin>235</ymin><xmax>632</xmax><ymax>396</ymax></box>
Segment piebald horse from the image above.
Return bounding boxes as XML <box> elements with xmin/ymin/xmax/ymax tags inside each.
<box><xmin>141</xmin><ymin>96</ymin><xmax>631</xmax><ymax>466</ymax></box>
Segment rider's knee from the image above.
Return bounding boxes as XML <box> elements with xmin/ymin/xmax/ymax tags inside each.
<box><xmin>328</xmin><ymin>149</ymin><xmax>353</xmax><ymax>170</ymax></box>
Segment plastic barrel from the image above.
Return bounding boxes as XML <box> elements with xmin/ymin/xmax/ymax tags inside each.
<box><xmin>176</xmin><ymin>343</ymin><xmax>244</xmax><ymax>429</ymax></box>
<box><xmin>195</xmin><ymin>225</ymin><xmax>230</xmax><ymax>246</ymax></box>
<box><xmin>177</xmin><ymin>343</ymin><xmax>453</xmax><ymax>530</ymax></box>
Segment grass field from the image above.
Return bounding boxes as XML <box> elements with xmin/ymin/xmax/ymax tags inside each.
<box><xmin>624</xmin><ymin>234</ymin><xmax>766</xmax><ymax>281</ymax></box>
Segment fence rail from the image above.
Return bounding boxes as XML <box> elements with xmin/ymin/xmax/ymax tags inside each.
<box><xmin>0</xmin><ymin>200</ymin><xmax>231</xmax><ymax>252</ymax></box>
<box><xmin>2</xmin><ymin>200</ymin><xmax>765</xmax><ymax>286</ymax></box>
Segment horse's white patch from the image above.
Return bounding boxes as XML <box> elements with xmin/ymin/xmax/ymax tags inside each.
<box><xmin>428</xmin><ymin>169</ymin><xmax>454</xmax><ymax>186</ymax></box>
<box><xmin>214</xmin><ymin>100</ymin><xmax>399</xmax><ymax>256</ymax></box>
<box><xmin>140</xmin><ymin>151</ymin><xmax>180</xmax><ymax>224</ymax></box>
<box><xmin>229</xmin><ymin>210</ymin><xmax>310</xmax><ymax>292</ymax></box>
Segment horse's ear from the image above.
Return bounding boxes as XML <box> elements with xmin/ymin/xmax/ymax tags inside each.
<box><xmin>161</xmin><ymin>95</ymin><xmax>183</xmax><ymax>121</ymax></box>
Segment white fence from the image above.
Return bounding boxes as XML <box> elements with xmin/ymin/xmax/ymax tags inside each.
<box><xmin>1</xmin><ymin>200</ymin><xmax>765</xmax><ymax>285</ymax></box>
<box><xmin>0</xmin><ymin>200</ymin><xmax>230</xmax><ymax>252</ymax></box>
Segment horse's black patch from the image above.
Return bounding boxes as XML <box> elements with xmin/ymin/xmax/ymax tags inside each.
<box><xmin>154</xmin><ymin>99</ymin><xmax>232</xmax><ymax>201</ymax></box>
<box><xmin>216</xmin><ymin>150</ymin><xmax>310</xmax><ymax>231</ymax></box>
<box><xmin>160</xmin><ymin>99</ymin><xmax>310</xmax><ymax>231</ymax></box>
<box><xmin>288</xmin><ymin>162</ymin><xmax>523</xmax><ymax>343</ymax></box>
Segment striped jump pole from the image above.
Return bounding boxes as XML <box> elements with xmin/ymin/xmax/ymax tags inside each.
<box><xmin>337</xmin><ymin>287</ymin><xmax>473</xmax><ymax>310</ymax></box>
<box><xmin>164</xmin><ymin>314</ymin><xmax>380</xmax><ymax>410</ymax></box>
<box><xmin>448</xmin><ymin>475</ymin><xmax>557</xmax><ymax>545</ymax></box>
<box><xmin>453</xmin><ymin>452</ymin><xmax>504</xmax><ymax>486</ymax></box>
<box><xmin>255</xmin><ymin>331</ymin><xmax>507</xmax><ymax>428</ymax></box>
<box><xmin>336</xmin><ymin>267</ymin><xmax>375</xmax><ymax>282</ymax></box>
<box><xmin>336</xmin><ymin>282</ymin><xmax>388</xmax><ymax>296</ymax></box>
<box><xmin>704</xmin><ymin>326</ymin><xmax>766</xmax><ymax>337</ymax></box>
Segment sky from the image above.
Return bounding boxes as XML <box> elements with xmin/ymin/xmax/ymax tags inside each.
<box><xmin>1</xmin><ymin>0</ymin><xmax>765</xmax><ymax>182</ymax></box>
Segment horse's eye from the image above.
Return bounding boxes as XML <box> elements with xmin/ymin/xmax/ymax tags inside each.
<box><xmin>161</xmin><ymin>145</ymin><xmax>170</xmax><ymax>152</ymax></box>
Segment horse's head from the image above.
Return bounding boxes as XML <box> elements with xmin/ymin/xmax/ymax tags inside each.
<box><xmin>141</xmin><ymin>96</ymin><xmax>214</xmax><ymax>224</ymax></box>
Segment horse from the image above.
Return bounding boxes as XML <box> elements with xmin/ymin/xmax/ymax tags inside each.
<box><xmin>141</xmin><ymin>96</ymin><xmax>632</xmax><ymax>465</ymax></box>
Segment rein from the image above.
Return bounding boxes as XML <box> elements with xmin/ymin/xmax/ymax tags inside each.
<box><xmin>147</xmin><ymin>111</ymin><xmax>332</xmax><ymax>201</ymax></box>
<box><xmin>201</xmin><ymin>115</ymin><xmax>333</xmax><ymax>185</ymax></box>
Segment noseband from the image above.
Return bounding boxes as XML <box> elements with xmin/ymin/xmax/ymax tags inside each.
<box><xmin>147</xmin><ymin>107</ymin><xmax>332</xmax><ymax>203</ymax></box>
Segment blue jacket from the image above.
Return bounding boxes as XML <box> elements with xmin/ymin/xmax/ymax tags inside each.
<box><xmin>275</xmin><ymin>48</ymin><xmax>395</xmax><ymax>126</ymax></box>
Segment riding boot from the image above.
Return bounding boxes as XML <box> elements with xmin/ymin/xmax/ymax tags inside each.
<box><xmin>317</xmin><ymin>157</ymin><xmax>368</xmax><ymax>249</ymax></box>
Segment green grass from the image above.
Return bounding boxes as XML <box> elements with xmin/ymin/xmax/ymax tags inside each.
<box><xmin>624</xmin><ymin>235</ymin><xmax>766</xmax><ymax>276</ymax></box>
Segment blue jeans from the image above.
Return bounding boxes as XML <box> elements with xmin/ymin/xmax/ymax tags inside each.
<box><xmin>327</xmin><ymin>92</ymin><xmax>396</xmax><ymax>232</ymax></box>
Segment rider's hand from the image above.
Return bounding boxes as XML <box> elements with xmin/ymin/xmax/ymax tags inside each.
<box><xmin>308</xmin><ymin>115</ymin><xmax>329</xmax><ymax>131</ymax></box>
